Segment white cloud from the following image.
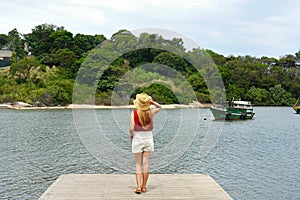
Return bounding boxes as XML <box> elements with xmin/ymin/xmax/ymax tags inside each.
<box><xmin>47</xmin><ymin>4</ymin><xmax>108</xmax><ymax>25</ymax></box>
<box><xmin>0</xmin><ymin>0</ymin><xmax>299</xmax><ymax>57</ymax></box>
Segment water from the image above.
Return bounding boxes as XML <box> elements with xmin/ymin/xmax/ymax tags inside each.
<box><xmin>0</xmin><ymin>107</ymin><xmax>299</xmax><ymax>199</ymax></box>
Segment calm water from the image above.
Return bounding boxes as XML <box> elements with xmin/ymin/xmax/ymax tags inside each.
<box><xmin>0</xmin><ymin>107</ymin><xmax>299</xmax><ymax>199</ymax></box>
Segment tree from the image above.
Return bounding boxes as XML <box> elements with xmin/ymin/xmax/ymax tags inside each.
<box><xmin>73</xmin><ymin>33</ymin><xmax>106</xmax><ymax>57</ymax></box>
<box><xmin>9</xmin><ymin>57</ymin><xmax>42</xmax><ymax>83</ymax></box>
<box><xmin>73</xmin><ymin>34</ymin><xmax>95</xmax><ymax>56</ymax></box>
<box><xmin>45</xmin><ymin>79</ymin><xmax>73</xmax><ymax>105</ymax></box>
<box><xmin>245</xmin><ymin>86</ymin><xmax>269</xmax><ymax>105</ymax></box>
<box><xmin>277</xmin><ymin>54</ymin><xmax>296</xmax><ymax>69</ymax></box>
<box><xmin>7</xmin><ymin>28</ymin><xmax>25</xmax><ymax>59</ymax></box>
<box><xmin>123</xmin><ymin>48</ymin><xmax>162</xmax><ymax>67</ymax></box>
<box><xmin>269</xmin><ymin>85</ymin><xmax>294</xmax><ymax>105</ymax></box>
<box><xmin>97</xmin><ymin>61</ymin><xmax>131</xmax><ymax>92</ymax></box>
<box><xmin>0</xmin><ymin>34</ymin><xmax>8</xmax><ymax>49</ymax></box>
<box><xmin>49</xmin><ymin>30</ymin><xmax>74</xmax><ymax>52</ymax></box>
<box><xmin>25</xmin><ymin>23</ymin><xmax>63</xmax><ymax>56</ymax></box>
<box><xmin>295</xmin><ymin>50</ymin><xmax>300</xmax><ymax>59</ymax></box>
<box><xmin>38</xmin><ymin>53</ymin><xmax>55</xmax><ymax>66</ymax></box>
<box><xmin>187</xmin><ymin>73</ymin><xmax>206</xmax><ymax>92</ymax></box>
<box><xmin>153</xmin><ymin>51</ymin><xmax>187</xmax><ymax>77</ymax></box>
<box><xmin>134</xmin><ymin>83</ymin><xmax>179</xmax><ymax>104</ymax></box>
<box><xmin>110</xmin><ymin>30</ymin><xmax>137</xmax><ymax>52</ymax></box>
<box><xmin>205</xmin><ymin>49</ymin><xmax>227</xmax><ymax>66</ymax></box>
<box><xmin>52</xmin><ymin>48</ymin><xmax>76</xmax><ymax>68</ymax></box>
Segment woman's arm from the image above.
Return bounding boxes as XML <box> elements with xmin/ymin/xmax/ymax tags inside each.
<box><xmin>150</xmin><ymin>99</ymin><xmax>161</xmax><ymax>115</ymax></box>
<box><xmin>129</xmin><ymin>111</ymin><xmax>135</xmax><ymax>142</ymax></box>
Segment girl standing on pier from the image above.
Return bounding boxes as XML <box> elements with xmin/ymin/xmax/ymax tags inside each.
<box><xmin>130</xmin><ymin>93</ymin><xmax>161</xmax><ymax>194</ymax></box>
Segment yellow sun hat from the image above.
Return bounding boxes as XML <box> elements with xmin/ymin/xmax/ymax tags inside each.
<box><xmin>133</xmin><ymin>93</ymin><xmax>152</xmax><ymax>110</ymax></box>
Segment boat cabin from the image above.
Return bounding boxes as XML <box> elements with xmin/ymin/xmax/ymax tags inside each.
<box><xmin>230</xmin><ymin>101</ymin><xmax>253</xmax><ymax>108</ymax></box>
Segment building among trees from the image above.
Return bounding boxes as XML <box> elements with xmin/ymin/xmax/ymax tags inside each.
<box><xmin>0</xmin><ymin>50</ymin><xmax>12</xmax><ymax>67</ymax></box>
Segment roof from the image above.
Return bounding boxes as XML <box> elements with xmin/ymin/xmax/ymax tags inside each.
<box><xmin>233</xmin><ymin>100</ymin><xmax>252</xmax><ymax>105</ymax></box>
<box><xmin>0</xmin><ymin>50</ymin><xmax>12</xmax><ymax>58</ymax></box>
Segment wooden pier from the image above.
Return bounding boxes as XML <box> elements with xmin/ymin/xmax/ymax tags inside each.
<box><xmin>39</xmin><ymin>174</ymin><xmax>232</xmax><ymax>200</ymax></box>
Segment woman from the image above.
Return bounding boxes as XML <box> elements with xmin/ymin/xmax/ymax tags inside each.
<box><xmin>130</xmin><ymin>93</ymin><xmax>161</xmax><ymax>194</ymax></box>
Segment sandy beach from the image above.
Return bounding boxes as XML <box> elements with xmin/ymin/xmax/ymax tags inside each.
<box><xmin>0</xmin><ymin>102</ymin><xmax>211</xmax><ymax>110</ymax></box>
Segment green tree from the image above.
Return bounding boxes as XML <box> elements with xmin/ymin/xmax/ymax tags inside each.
<box><xmin>38</xmin><ymin>53</ymin><xmax>55</xmax><ymax>66</ymax></box>
<box><xmin>245</xmin><ymin>86</ymin><xmax>269</xmax><ymax>105</ymax></box>
<box><xmin>187</xmin><ymin>73</ymin><xmax>207</xmax><ymax>92</ymax></box>
<box><xmin>295</xmin><ymin>49</ymin><xmax>300</xmax><ymax>59</ymax></box>
<box><xmin>73</xmin><ymin>33</ymin><xmax>106</xmax><ymax>56</ymax></box>
<box><xmin>97</xmin><ymin>61</ymin><xmax>131</xmax><ymax>91</ymax></box>
<box><xmin>45</xmin><ymin>79</ymin><xmax>73</xmax><ymax>105</ymax></box>
<box><xmin>153</xmin><ymin>52</ymin><xmax>187</xmax><ymax>77</ymax></box>
<box><xmin>124</xmin><ymin>48</ymin><xmax>162</xmax><ymax>67</ymax></box>
<box><xmin>269</xmin><ymin>85</ymin><xmax>294</xmax><ymax>105</ymax></box>
<box><xmin>25</xmin><ymin>23</ymin><xmax>63</xmax><ymax>56</ymax></box>
<box><xmin>49</xmin><ymin>30</ymin><xmax>74</xmax><ymax>52</ymax></box>
<box><xmin>134</xmin><ymin>83</ymin><xmax>179</xmax><ymax>104</ymax></box>
<box><xmin>0</xmin><ymin>34</ymin><xmax>9</xmax><ymax>49</ymax></box>
<box><xmin>277</xmin><ymin>54</ymin><xmax>296</xmax><ymax>69</ymax></box>
<box><xmin>52</xmin><ymin>48</ymin><xmax>76</xmax><ymax>68</ymax></box>
<box><xmin>7</xmin><ymin>28</ymin><xmax>25</xmax><ymax>59</ymax></box>
<box><xmin>205</xmin><ymin>49</ymin><xmax>227</xmax><ymax>66</ymax></box>
<box><xmin>9</xmin><ymin>57</ymin><xmax>42</xmax><ymax>83</ymax></box>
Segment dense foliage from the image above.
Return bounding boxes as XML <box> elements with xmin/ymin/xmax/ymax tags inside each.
<box><xmin>0</xmin><ymin>23</ymin><xmax>299</xmax><ymax>106</ymax></box>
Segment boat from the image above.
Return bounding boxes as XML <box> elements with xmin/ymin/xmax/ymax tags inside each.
<box><xmin>210</xmin><ymin>100</ymin><xmax>255</xmax><ymax>120</ymax></box>
<box><xmin>293</xmin><ymin>98</ymin><xmax>300</xmax><ymax>114</ymax></box>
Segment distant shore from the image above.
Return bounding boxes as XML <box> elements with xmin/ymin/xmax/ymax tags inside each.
<box><xmin>0</xmin><ymin>102</ymin><xmax>211</xmax><ymax>110</ymax></box>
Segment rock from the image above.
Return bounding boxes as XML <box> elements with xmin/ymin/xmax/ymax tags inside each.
<box><xmin>13</xmin><ymin>101</ymin><xmax>32</xmax><ymax>107</ymax></box>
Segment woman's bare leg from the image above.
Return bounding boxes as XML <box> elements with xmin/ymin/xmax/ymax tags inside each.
<box><xmin>134</xmin><ymin>153</ymin><xmax>143</xmax><ymax>191</ymax></box>
<box><xmin>142</xmin><ymin>151</ymin><xmax>151</xmax><ymax>189</ymax></box>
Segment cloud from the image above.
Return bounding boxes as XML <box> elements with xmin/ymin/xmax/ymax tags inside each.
<box><xmin>47</xmin><ymin>4</ymin><xmax>108</xmax><ymax>25</ymax></box>
<box><xmin>229</xmin><ymin>0</ymin><xmax>300</xmax><ymax>56</ymax></box>
<box><xmin>0</xmin><ymin>0</ymin><xmax>299</xmax><ymax>57</ymax></box>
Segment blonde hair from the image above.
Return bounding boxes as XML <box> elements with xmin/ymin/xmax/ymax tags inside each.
<box><xmin>137</xmin><ymin>109</ymin><xmax>152</xmax><ymax>129</ymax></box>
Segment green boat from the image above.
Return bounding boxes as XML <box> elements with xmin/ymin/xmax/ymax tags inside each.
<box><xmin>293</xmin><ymin>106</ymin><xmax>300</xmax><ymax>114</ymax></box>
<box><xmin>293</xmin><ymin>98</ymin><xmax>300</xmax><ymax>114</ymax></box>
<box><xmin>210</xmin><ymin>100</ymin><xmax>255</xmax><ymax>120</ymax></box>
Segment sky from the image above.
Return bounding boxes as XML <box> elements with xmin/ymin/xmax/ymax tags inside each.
<box><xmin>1</xmin><ymin>0</ymin><xmax>300</xmax><ymax>58</ymax></box>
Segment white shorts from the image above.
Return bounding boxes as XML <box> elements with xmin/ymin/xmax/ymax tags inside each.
<box><xmin>132</xmin><ymin>131</ymin><xmax>154</xmax><ymax>153</ymax></box>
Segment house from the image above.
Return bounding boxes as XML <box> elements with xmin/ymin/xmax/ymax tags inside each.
<box><xmin>0</xmin><ymin>50</ymin><xmax>12</xmax><ymax>60</ymax></box>
<box><xmin>0</xmin><ymin>50</ymin><xmax>12</xmax><ymax>67</ymax></box>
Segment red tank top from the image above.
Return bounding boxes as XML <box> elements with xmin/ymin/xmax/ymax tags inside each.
<box><xmin>133</xmin><ymin>110</ymin><xmax>153</xmax><ymax>131</ymax></box>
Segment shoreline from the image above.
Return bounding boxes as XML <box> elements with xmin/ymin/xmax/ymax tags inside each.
<box><xmin>0</xmin><ymin>102</ymin><xmax>211</xmax><ymax>110</ymax></box>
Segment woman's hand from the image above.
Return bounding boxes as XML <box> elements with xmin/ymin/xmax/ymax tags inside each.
<box><xmin>147</xmin><ymin>98</ymin><xmax>154</xmax><ymax>104</ymax></box>
<box><xmin>130</xmin><ymin>135</ymin><xmax>133</xmax><ymax>143</ymax></box>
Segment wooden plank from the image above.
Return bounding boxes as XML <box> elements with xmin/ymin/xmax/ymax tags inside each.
<box><xmin>39</xmin><ymin>174</ymin><xmax>232</xmax><ymax>200</ymax></box>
